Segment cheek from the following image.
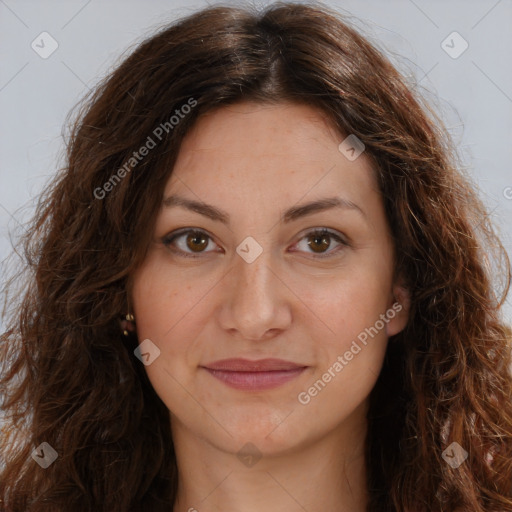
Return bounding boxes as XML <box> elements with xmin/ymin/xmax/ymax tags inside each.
<box><xmin>130</xmin><ymin>257</ymin><xmax>214</xmax><ymax>341</ymax></box>
<box><xmin>130</xmin><ymin>260</ymin><xmax>222</xmax><ymax>394</ymax></box>
<box><xmin>289</xmin><ymin>265</ymin><xmax>392</xmax><ymax>401</ymax></box>
<box><xmin>292</xmin><ymin>266</ymin><xmax>392</xmax><ymax>342</ymax></box>
<box><xmin>295</xmin><ymin>280</ymin><xmax>390</xmax><ymax>416</ymax></box>
<box><xmin>130</xmin><ymin>263</ymin><xmax>200</xmax><ymax>412</ymax></box>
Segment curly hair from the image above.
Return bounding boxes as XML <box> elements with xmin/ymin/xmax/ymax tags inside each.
<box><xmin>1</xmin><ymin>2</ymin><xmax>511</xmax><ymax>511</ymax></box>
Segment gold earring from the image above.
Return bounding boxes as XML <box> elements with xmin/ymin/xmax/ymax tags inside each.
<box><xmin>121</xmin><ymin>313</ymin><xmax>136</xmax><ymax>336</ymax></box>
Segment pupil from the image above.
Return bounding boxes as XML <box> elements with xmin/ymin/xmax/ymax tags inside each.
<box><xmin>187</xmin><ymin>233</ymin><xmax>207</xmax><ymax>251</ymax></box>
<box><xmin>309</xmin><ymin>234</ymin><xmax>329</xmax><ymax>253</ymax></box>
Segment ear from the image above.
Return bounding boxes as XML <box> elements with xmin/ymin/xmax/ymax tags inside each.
<box><xmin>385</xmin><ymin>280</ymin><xmax>410</xmax><ymax>337</ymax></box>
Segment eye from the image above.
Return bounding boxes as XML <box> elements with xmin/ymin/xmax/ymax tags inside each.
<box><xmin>291</xmin><ymin>228</ymin><xmax>349</xmax><ymax>258</ymax></box>
<box><xmin>162</xmin><ymin>228</ymin><xmax>218</xmax><ymax>258</ymax></box>
<box><xmin>161</xmin><ymin>227</ymin><xmax>349</xmax><ymax>259</ymax></box>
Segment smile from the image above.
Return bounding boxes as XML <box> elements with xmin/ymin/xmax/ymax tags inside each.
<box><xmin>201</xmin><ymin>367</ymin><xmax>308</xmax><ymax>390</ymax></box>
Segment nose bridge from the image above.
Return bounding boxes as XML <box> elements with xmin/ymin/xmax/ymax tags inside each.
<box><xmin>233</xmin><ymin>242</ymin><xmax>275</xmax><ymax>306</ymax></box>
<box><xmin>219</xmin><ymin>238</ymin><xmax>291</xmax><ymax>339</ymax></box>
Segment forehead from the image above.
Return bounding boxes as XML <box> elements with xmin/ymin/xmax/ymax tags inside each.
<box><xmin>165</xmin><ymin>101</ymin><xmax>378</xmax><ymax>203</ymax></box>
<box><xmin>174</xmin><ymin>101</ymin><xmax>342</xmax><ymax>165</ymax></box>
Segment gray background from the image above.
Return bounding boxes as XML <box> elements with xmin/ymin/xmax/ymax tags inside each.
<box><xmin>1</xmin><ymin>0</ymin><xmax>511</xmax><ymax>325</ymax></box>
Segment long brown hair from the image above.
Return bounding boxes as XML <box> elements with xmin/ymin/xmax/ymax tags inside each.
<box><xmin>1</xmin><ymin>2</ymin><xmax>511</xmax><ymax>511</ymax></box>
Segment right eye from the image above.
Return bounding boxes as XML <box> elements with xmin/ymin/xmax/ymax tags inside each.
<box><xmin>161</xmin><ymin>228</ymin><xmax>220</xmax><ymax>258</ymax></box>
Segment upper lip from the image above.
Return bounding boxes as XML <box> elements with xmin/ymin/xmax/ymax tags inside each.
<box><xmin>201</xmin><ymin>358</ymin><xmax>307</xmax><ymax>372</ymax></box>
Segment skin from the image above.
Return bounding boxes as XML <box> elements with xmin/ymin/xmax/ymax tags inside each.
<box><xmin>130</xmin><ymin>101</ymin><xmax>410</xmax><ymax>512</ymax></box>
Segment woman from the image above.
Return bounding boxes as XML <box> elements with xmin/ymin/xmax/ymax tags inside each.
<box><xmin>1</xmin><ymin>2</ymin><xmax>511</xmax><ymax>511</ymax></box>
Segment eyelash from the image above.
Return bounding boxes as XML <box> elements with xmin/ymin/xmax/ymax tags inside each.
<box><xmin>161</xmin><ymin>228</ymin><xmax>349</xmax><ymax>259</ymax></box>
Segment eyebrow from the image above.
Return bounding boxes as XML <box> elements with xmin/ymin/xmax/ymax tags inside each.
<box><xmin>162</xmin><ymin>194</ymin><xmax>366</xmax><ymax>225</ymax></box>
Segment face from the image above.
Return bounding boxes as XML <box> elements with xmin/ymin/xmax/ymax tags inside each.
<box><xmin>130</xmin><ymin>101</ymin><xmax>409</xmax><ymax>457</ymax></box>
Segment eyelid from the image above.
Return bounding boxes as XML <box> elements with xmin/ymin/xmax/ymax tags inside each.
<box><xmin>161</xmin><ymin>227</ymin><xmax>349</xmax><ymax>259</ymax></box>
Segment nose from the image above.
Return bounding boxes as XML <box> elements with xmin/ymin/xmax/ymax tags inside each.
<box><xmin>217</xmin><ymin>247</ymin><xmax>293</xmax><ymax>342</ymax></box>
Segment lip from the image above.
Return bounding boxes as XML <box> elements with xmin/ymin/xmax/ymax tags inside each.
<box><xmin>202</xmin><ymin>358</ymin><xmax>305</xmax><ymax>371</ymax></box>
<box><xmin>200</xmin><ymin>358</ymin><xmax>308</xmax><ymax>391</ymax></box>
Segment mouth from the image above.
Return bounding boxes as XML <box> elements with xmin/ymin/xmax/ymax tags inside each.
<box><xmin>200</xmin><ymin>358</ymin><xmax>308</xmax><ymax>391</ymax></box>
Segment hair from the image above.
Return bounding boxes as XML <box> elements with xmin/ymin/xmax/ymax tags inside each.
<box><xmin>1</xmin><ymin>2</ymin><xmax>511</xmax><ymax>511</ymax></box>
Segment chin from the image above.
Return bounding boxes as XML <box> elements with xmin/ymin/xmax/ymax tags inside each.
<box><xmin>213</xmin><ymin>414</ymin><xmax>306</xmax><ymax>453</ymax></box>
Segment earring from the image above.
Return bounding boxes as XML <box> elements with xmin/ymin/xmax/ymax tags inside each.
<box><xmin>120</xmin><ymin>313</ymin><xmax>136</xmax><ymax>336</ymax></box>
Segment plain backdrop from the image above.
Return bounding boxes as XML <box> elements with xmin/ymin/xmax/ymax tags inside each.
<box><xmin>1</xmin><ymin>0</ymin><xmax>511</xmax><ymax>327</ymax></box>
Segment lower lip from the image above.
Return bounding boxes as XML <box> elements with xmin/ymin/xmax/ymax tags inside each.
<box><xmin>202</xmin><ymin>367</ymin><xmax>307</xmax><ymax>390</ymax></box>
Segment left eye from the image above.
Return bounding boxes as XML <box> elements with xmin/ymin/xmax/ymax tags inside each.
<box><xmin>292</xmin><ymin>228</ymin><xmax>348</xmax><ymax>257</ymax></box>
<box><xmin>162</xmin><ymin>228</ymin><xmax>348</xmax><ymax>259</ymax></box>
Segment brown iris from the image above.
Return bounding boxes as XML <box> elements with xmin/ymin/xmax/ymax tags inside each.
<box><xmin>186</xmin><ymin>231</ymin><xmax>209</xmax><ymax>252</ymax></box>
<box><xmin>307</xmin><ymin>232</ymin><xmax>331</xmax><ymax>253</ymax></box>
